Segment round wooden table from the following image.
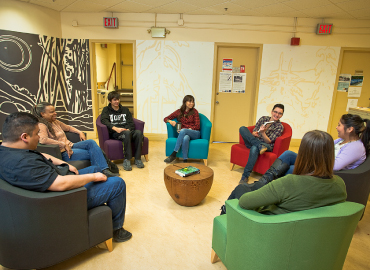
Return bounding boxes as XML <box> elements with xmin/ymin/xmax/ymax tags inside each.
<box><xmin>164</xmin><ymin>163</ymin><xmax>214</xmax><ymax>206</ymax></box>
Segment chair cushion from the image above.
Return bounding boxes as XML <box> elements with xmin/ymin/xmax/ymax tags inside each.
<box><xmin>166</xmin><ymin>138</ymin><xmax>209</xmax><ymax>159</ymax></box>
<box><xmin>230</xmin><ymin>144</ymin><xmax>277</xmax><ymax>174</ymax></box>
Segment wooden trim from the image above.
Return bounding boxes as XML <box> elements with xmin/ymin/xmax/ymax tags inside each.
<box><xmin>104</xmin><ymin>238</ymin><xmax>113</xmax><ymax>252</ymax></box>
<box><xmin>211</xmin><ymin>249</ymin><xmax>219</xmax><ymax>263</ymax></box>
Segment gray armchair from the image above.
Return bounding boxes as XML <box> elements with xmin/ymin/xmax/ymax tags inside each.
<box><xmin>36</xmin><ymin>131</ymin><xmax>91</xmax><ymax>170</ymax></box>
<box><xmin>0</xmin><ymin>178</ymin><xmax>113</xmax><ymax>269</ymax></box>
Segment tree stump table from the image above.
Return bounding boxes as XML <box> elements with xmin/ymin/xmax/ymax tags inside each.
<box><xmin>164</xmin><ymin>163</ymin><xmax>214</xmax><ymax>206</ymax></box>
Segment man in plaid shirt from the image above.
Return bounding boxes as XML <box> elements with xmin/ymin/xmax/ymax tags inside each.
<box><xmin>239</xmin><ymin>104</ymin><xmax>284</xmax><ymax>184</ymax></box>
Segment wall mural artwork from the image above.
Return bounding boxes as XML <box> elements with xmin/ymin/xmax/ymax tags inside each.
<box><xmin>0</xmin><ymin>29</ymin><xmax>93</xmax><ymax>139</ymax></box>
<box><xmin>257</xmin><ymin>45</ymin><xmax>340</xmax><ymax>139</ymax></box>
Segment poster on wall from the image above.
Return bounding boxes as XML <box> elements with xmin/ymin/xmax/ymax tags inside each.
<box><xmin>232</xmin><ymin>73</ymin><xmax>246</xmax><ymax>93</ymax></box>
<box><xmin>348</xmin><ymin>87</ymin><xmax>362</xmax><ymax>97</ymax></box>
<box><xmin>346</xmin><ymin>99</ymin><xmax>358</xmax><ymax>112</ymax></box>
<box><xmin>350</xmin><ymin>75</ymin><xmax>364</xmax><ymax>86</ymax></box>
<box><xmin>222</xmin><ymin>59</ymin><xmax>233</xmax><ymax>72</ymax></box>
<box><xmin>219</xmin><ymin>72</ymin><xmax>232</xmax><ymax>92</ymax></box>
<box><xmin>0</xmin><ymin>29</ymin><xmax>93</xmax><ymax>139</ymax></box>
<box><xmin>337</xmin><ymin>74</ymin><xmax>351</xmax><ymax>92</ymax></box>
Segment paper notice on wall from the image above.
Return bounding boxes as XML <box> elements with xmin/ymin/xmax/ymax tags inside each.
<box><xmin>219</xmin><ymin>72</ymin><xmax>232</xmax><ymax>93</ymax></box>
<box><xmin>348</xmin><ymin>87</ymin><xmax>362</xmax><ymax>97</ymax></box>
<box><xmin>222</xmin><ymin>59</ymin><xmax>233</xmax><ymax>72</ymax></box>
<box><xmin>337</xmin><ymin>74</ymin><xmax>351</xmax><ymax>92</ymax></box>
<box><xmin>232</xmin><ymin>73</ymin><xmax>246</xmax><ymax>93</ymax></box>
<box><xmin>346</xmin><ymin>99</ymin><xmax>358</xmax><ymax>112</ymax></box>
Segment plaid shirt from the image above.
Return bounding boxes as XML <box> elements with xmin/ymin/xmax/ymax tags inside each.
<box><xmin>164</xmin><ymin>108</ymin><xmax>200</xmax><ymax>130</ymax></box>
<box><xmin>253</xmin><ymin>116</ymin><xmax>284</xmax><ymax>148</ymax></box>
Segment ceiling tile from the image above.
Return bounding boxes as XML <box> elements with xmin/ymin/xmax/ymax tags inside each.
<box><xmin>62</xmin><ymin>0</ymin><xmax>108</xmax><ymax>12</ymax></box>
<box><xmin>186</xmin><ymin>8</ymin><xmax>222</xmax><ymax>15</ymax></box>
<box><xmin>300</xmin><ymin>4</ymin><xmax>345</xmax><ymax>17</ymax></box>
<box><xmin>336</xmin><ymin>0</ymin><xmax>370</xmax><ymax>11</ymax></box>
<box><xmin>183</xmin><ymin>0</ymin><xmax>229</xmax><ymax>9</ymax></box>
<box><xmin>29</xmin><ymin>0</ymin><xmax>75</xmax><ymax>11</ymax></box>
<box><xmin>157</xmin><ymin>0</ymin><xmax>199</xmax><ymax>13</ymax></box>
<box><xmin>272</xmin><ymin>10</ymin><xmax>311</xmax><ymax>18</ymax></box>
<box><xmin>105</xmin><ymin>0</ymin><xmax>152</xmax><ymax>13</ymax></box>
<box><xmin>125</xmin><ymin>0</ymin><xmax>175</xmax><ymax>7</ymax></box>
<box><xmin>252</xmin><ymin>3</ymin><xmax>295</xmax><ymax>16</ymax></box>
<box><xmin>230</xmin><ymin>0</ymin><xmax>282</xmax><ymax>9</ymax></box>
<box><xmin>347</xmin><ymin>7</ymin><xmax>370</xmax><ymax>17</ymax></box>
<box><xmin>283</xmin><ymin>0</ymin><xmax>332</xmax><ymax>10</ymax></box>
<box><xmin>206</xmin><ymin>2</ymin><xmax>247</xmax><ymax>15</ymax></box>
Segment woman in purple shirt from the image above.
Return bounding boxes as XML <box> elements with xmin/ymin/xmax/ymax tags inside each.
<box><xmin>246</xmin><ymin>114</ymin><xmax>370</xmax><ymax>191</ymax></box>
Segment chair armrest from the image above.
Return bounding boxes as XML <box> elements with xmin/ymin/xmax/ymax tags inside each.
<box><xmin>273</xmin><ymin>134</ymin><xmax>292</xmax><ymax>157</ymax></box>
<box><xmin>66</xmin><ymin>131</ymin><xmax>85</xmax><ymax>143</ymax></box>
<box><xmin>36</xmin><ymin>143</ymin><xmax>63</xmax><ymax>159</ymax></box>
<box><xmin>133</xmin><ymin>118</ymin><xmax>145</xmax><ymax>133</ymax></box>
<box><xmin>166</xmin><ymin>120</ymin><xmax>178</xmax><ymax>138</ymax></box>
<box><xmin>200</xmin><ymin>119</ymin><xmax>212</xmax><ymax>141</ymax></box>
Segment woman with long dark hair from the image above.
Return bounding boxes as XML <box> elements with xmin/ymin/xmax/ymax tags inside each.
<box><xmin>238</xmin><ymin>130</ymin><xmax>346</xmax><ymax>214</ymax></box>
<box><xmin>246</xmin><ymin>113</ymin><xmax>370</xmax><ymax>191</ymax></box>
<box><xmin>163</xmin><ymin>95</ymin><xmax>200</xmax><ymax>163</ymax></box>
<box><xmin>32</xmin><ymin>102</ymin><xmax>118</xmax><ymax>178</ymax></box>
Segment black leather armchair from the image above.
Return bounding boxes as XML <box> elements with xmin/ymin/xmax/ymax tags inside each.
<box><xmin>36</xmin><ymin>131</ymin><xmax>91</xmax><ymax>170</ymax></box>
<box><xmin>0</xmin><ymin>178</ymin><xmax>113</xmax><ymax>269</ymax></box>
<box><xmin>335</xmin><ymin>157</ymin><xmax>370</xmax><ymax>208</ymax></box>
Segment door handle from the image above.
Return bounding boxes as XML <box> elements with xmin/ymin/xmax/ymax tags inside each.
<box><xmin>216</xmin><ymin>101</ymin><xmax>219</xmax><ymax>104</ymax></box>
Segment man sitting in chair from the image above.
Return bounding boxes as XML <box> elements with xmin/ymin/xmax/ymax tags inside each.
<box><xmin>239</xmin><ymin>104</ymin><xmax>284</xmax><ymax>184</ymax></box>
<box><xmin>101</xmin><ymin>91</ymin><xmax>144</xmax><ymax>171</ymax></box>
<box><xmin>0</xmin><ymin>112</ymin><xmax>132</xmax><ymax>243</ymax></box>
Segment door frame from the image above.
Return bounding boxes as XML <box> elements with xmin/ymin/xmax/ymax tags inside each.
<box><xmin>327</xmin><ymin>47</ymin><xmax>370</xmax><ymax>135</ymax></box>
<box><xmin>210</xmin><ymin>43</ymin><xmax>263</xmax><ymax>142</ymax></box>
<box><xmin>89</xmin><ymin>40</ymin><xmax>136</xmax><ymax>138</ymax></box>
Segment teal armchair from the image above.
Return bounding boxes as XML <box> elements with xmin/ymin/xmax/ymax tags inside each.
<box><xmin>166</xmin><ymin>113</ymin><xmax>212</xmax><ymax>166</ymax></box>
<box><xmin>212</xmin><ymin>199</ymin><xmax>364</xmax><ymax>270</ymax></box>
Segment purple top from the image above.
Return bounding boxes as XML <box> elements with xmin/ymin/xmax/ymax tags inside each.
<box><xmin>334</xmin><ymin>138</ymin><xmax>366</xmax><ymax>171</ymax></box>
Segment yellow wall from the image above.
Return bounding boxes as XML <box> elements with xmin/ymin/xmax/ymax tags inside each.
<box><xmin>0</xmin><ymin>0</ymin><xmax>61</xmax><ymax>37</ymax></box>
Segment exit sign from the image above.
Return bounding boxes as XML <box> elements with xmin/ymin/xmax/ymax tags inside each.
<box><xmin>104</xmin><ymin>17</ymin><xmax>118</xmax><ymax>28</ymax></box>
<box><xmin>316</xmin><ymin>23</ymin><xmax>333</xmax><ymax>35</ymax></box>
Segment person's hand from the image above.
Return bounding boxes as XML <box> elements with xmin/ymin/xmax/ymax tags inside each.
<box><xmin>168</xmin><ymin>120</ymin><xmax>176</xmax><ymax>127</ymax></box>
<box><xmin>65</xmin><ymin>144</ymin><xmax>74</xmax><ymax>158</ymax></box>
<box><xmin>252</xmin><ymin>131</ymin><xmax>259</xmax><ymax>137</ymax></box>
<box><xmin>259</xmin><ymin>125</ymin><xmax>266</xmax><ymax>133</ymax></box>
<box><xmin>79</xmin><ymin>132</ymin><xmax>86</xmax><ymax>141</ymax></box>
<box><xmin>94</xmin><ymin>172</ymin><xmax>107</xmax><ymax>182</ymax></box>
<box><xmin>68</xmin><ymin>164</ymin><xmax>79</xmax><ymax>175</ymax></box>
<box><xmin>113</xmin><ymin>127</ymin><xmax>126</xmax><ymax>133</ymax></box>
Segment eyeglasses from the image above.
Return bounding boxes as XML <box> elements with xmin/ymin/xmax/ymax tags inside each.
<box><xmin>273</xmin><ymin>111</ymin><xmax>283</xmax><ymax>116</ymax></box>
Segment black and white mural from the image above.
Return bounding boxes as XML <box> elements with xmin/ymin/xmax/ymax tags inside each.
<box><xmin>0</xmin><ymin>29</ymin><xmax>93</xmax><ymax>139</ymax></box>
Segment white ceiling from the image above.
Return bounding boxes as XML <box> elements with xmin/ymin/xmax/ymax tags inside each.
<box><xmin>15</xmin><ymin>0</ymin><xmax>370</xmax><ymax>20</ymax></box>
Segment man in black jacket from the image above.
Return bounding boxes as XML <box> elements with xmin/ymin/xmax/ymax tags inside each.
<box><xmin>101</xmin><ymin>91</ymin><xmax>144</xmax><ymax>171</ymax></box>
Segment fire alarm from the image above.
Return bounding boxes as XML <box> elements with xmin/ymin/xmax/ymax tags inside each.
<box><xmin>291</xmin><ymin>37</ymin><xmax>300</xmax><ymax>46</ymax></box>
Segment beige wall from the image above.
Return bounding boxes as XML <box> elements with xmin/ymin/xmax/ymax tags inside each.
<box><xmin>60</xmin><ymin>12</ymin><xmax>370</xmax><ymax>47</ymax></box>
<box><xmin>0</xmin><ymin>0</ymin><xmax>61</xmax><ymax>37</ymax></box>
<box><xmin>95</xmin><ymin>44</ymin><xmax>109</xmax><ymax>84</ymax></box>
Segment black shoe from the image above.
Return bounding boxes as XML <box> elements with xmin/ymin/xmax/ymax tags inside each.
<box><xmin>102</xmin><ymin>169</ymin><xmax>119</xmax><ymax>177</ymax></box>
<box><xmin>220</xmin><ymin>205</ymin><xmax>226</xmax><ymax>215</ymax></box>
<box><xmin>123</xmin><ymin>159</ymin><xmax>132</xmax><ymax>171</ymax></box>
<box><xmin>183</xmin><ymin>159</ymin><xmax>188</xmax><ymax>163</ymax></box>
<box><xmin>113</xmin><ymin>228</ymin><xmax>132</xmax><ymax>242</ymax></box>
<box><xmin>164</xmin><ymin>155</ymin><xmax>176</xmax><ymax>163</ymax></box>
<box><xmin>239</xmin><ymin>175</ymin><xmax>248</xmax><ymax>184</ymax></box>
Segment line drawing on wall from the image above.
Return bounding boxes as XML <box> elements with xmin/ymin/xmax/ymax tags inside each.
<box><xmin>0</xmin><ymin>30</ymin><xmax>93</xmax><ymax>139</ymax></box>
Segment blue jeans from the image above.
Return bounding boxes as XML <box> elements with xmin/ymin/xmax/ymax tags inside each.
<box><xmin>77</xmin><ymin>165</ymin><xmax>126</xmax><ymax>230</ymax></box>
<box><xmin>61</xmin><ymin>140</ymin><xmax>108</xmax><ymax>171</ymax></box>
<box><xmin>174</xmin><ymin>129</ymin><xmax>200</xmax><ymax>159</ymax></box>
<box><xmin>239</xmin><ymin>126</ymin><xmax>272</xmax><ymax>179</ymax></box>
<box><xmin>278</xmin><ymin>150</ymin><xmax>297</xmax><ymax>175</ymax></box>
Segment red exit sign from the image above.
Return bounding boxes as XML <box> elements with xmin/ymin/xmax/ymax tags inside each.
<box><xmin>316</xmin><ymin>23</ymin><xmax>333</xmax><ymax>35</ymax></box>
<box><xmin>104</xmin><ymin>17</ymin><xmax>118</xmax><ymax>28</ymax></box>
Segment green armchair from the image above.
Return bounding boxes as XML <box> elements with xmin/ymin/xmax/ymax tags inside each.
<box><xmin>211</xmin><ymin>199</ymin><xmax>364</xmax><ymax>270</ymax></box>
<box><xmin>166</xmin><ymin>113</ymin><xmax>212</xmax><ymax>166</ymax></box>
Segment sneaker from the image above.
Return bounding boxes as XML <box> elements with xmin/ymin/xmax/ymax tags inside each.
<box><xmin>102</xmin><ymin>168</ymin><xmax>119</xmax><ymax>177</ymax></box>
<box><xmin>123</xmin><ymin>159</ymin><xmax>132</xmax><ymax>171</ymax></box>
<box><xmin>113</xmin><ymin>228</ymin><xmax>132</xmax><ymax>242</ymax></box>
<box><xmin>239</xmin><ymin>175</ymin><xmax>248</xmax><ymax>184</ymax></box>
<box><xmin>135</xmin><ymin>159</ymin><xmax>144</xmax><ymax>168</ymax></box>
<box><xmin>259</xmin><ymin>145</ymin><xmax>268</xmax><ymax>155</ymax></box>
<box><xmin>164</xmin><ymin>155</ymin><xmax>176</xmax><ymax>163</ymax></box>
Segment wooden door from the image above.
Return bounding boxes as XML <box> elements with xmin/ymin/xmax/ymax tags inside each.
<box><xmin>329</xmin><ymin>49</ymin><xmax>370</xmax><ymax>138</ymax></box>
<box><xmin>213</xmin><ymin>45</ymin><xmax>261</xmax><ymax>142</ymax></box>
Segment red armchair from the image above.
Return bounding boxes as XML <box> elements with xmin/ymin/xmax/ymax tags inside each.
<box><xmin>230</xmin><ymin>122</ymin><xmax>292</xmax><ymax>174</ymax></box>
<box><xmin>96</xmin><ymin>115</ymin><xmax>149</xmax><ymax>162</ymax></box>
